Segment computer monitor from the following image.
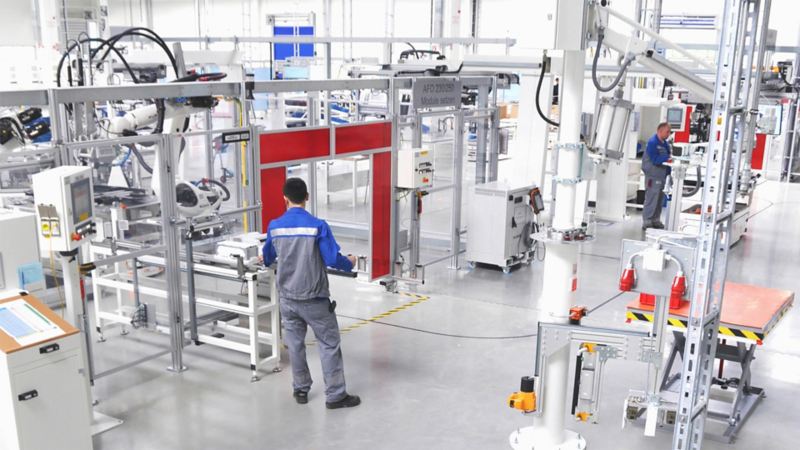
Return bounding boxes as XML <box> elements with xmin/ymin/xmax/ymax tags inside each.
<box><xmin>666</xmin><ymin>107</ymin><xmax>686</xmax><ymax>132</ymax></box>
<box><xmin>70</xmin><ymin>177</ymin><xmax>92</xmax><ymax>226</ymax></box>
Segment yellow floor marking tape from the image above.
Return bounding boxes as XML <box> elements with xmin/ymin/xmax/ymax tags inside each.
<box><xmin>339</xmin><ymin>292</ymin><xmax>430</xmax><ymax>335</ymax></box>
<box><xmin>301</xmin><ymin>292</ymin><xmax>431</xmax><ymax>344</ymax></box>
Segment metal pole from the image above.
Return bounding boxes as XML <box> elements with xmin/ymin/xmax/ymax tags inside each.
<box><xmin>488</xmin><ymin>77</ymin><xmax>500</xmax><ymax>182</ymax></box>
<box><xmin>132</xmin><ymin>257</ymin><xmax>141</xmax><ymax>308</ymax></box>
<box><xmin>184</xmin><ymin>232</ymin><xmax>199</xmax><ymax>343</ymax></box>
<box><xmin>475</xmin><ymin>84</ymin><xmax>489</xmax><ymax>183</ymax></box>
<box><xmin>383</xmin><ymin>0</ymin><xmax>396</xmax><ymax>64</ymax></box>
<box><xmin>409</xmin><ymin>105</ymin><xmax>424</xmax><ymax>278</ymax></box>
<box><xmin>158</xmin><ymin>135</ymin><xmax>186</xmax><ymax>372</ymax></box>
<box><xmin>449</xmin><ymin>110</ymin><xmax>465</xmax><ymax>269</ymax></box>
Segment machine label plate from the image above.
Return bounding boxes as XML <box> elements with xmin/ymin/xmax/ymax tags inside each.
<box><xmin>412</xmin><ymin>78</ymin><xmax>462</xmax><ymax>110</ymax></box>
<box><xmin>221</xmin><ymin>131</ymin><xmax>251</xmax><ymax>144</ymax></box>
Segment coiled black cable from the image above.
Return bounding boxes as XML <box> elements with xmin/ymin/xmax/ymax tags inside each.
<box><xmin>536</xmin><ymin>62</ymin><xmax>559</xmax><ymax>127</ymax></box>
<box><xmin>204</xmin><ymin>179</ymin><xmax>231</xmax><ymax>201</ymax></box>
<box><xmin>56</xmin><ymin>38</ymin><xmax>140</xmax><ymax>87</ymax></box>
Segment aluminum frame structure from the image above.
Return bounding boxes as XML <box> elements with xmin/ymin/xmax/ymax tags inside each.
<box><xmin>51</xmin><ymin>133</ymin><xmax>187</xmax><ymax>376</ymax></box>
<box><xmin>44</xmin><ymin>81</ymin><xmax>255</xmax><ymax>375</ymax></box>
<box><xmin>0</xmin><ymin>88</ymin><xmax>61</xmax><ymax>194</ymax></box>
<box><xmin>390</xmin><ymin>75</ymin><xmax>500</xmax><ymax>281</ymax></box>
<box><xmin>673</xmin><ymin>1</ymin><xmax>772</xmax><ymax>449</ymax></box>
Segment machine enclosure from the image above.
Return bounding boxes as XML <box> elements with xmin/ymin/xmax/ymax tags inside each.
<box><xmin>0</xmin><ymin>210</ymin><xmax>39</xmax><ymax>291</ymax></box>
<box><xmin>466</xmin><ymin>181</ymin><xmax>536</xmax><ymax>268</ymax></box>
<box><xmin>396</xmin><ymin>148</ymin><xmax>433</xmax><ymax>189</ymax></box>
<box><xmin>0</xmin><ymin>295</ymin><xmax>93</xmax><ymax>450</ymax></box>
<box><xmin>31</xmin><ymin>166</ymin><xmax>94</xmax><ymax>254</ymax></box>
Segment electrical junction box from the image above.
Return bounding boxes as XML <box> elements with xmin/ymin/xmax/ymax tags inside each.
<box><xmin>32</xmin><ymin>166</ymin><xmax>94</xmax><ymax>254</ymax></box>
<box><xmin>642</xmin><ymin>248</ymin><xmax>667</xmax><ymax>272</ymax></box>
<box><xmin>466</xmin><ymin>181</ymin><xmax>537</xmax><ymax>271</ymax></box>
<box><xmin>397</xmin><ymin>148</ymin><xmax>433</xmax><ymax>189</ymax></box>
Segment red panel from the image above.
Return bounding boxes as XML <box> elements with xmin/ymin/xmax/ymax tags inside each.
<box><xmin>260</xmin><ymin>167</ymin><xmax>287</xmax><ymax>231</ymax></box>
<box><xmin>751</xmin><ymin>133</ymin><xmax>767</xmax><ymax>170</ymax></box>
<box><xmin>673</xmin><ymin>105</ymin><xmax>692</xmax><ymax>143</ymax></box>
<box><xmin>370</xmin><ymin>152</ymin><xmax>392</xmax><ymax>279</ymax></box>
<box><xmin>259</xmin><ymin>129</ymin><xmax>330</xmax><ymax>164</ymax></box>
<box><xmin>335</xmin><ymin>122</ymin><xmax>392</xmax><ymax>155</ymax></box>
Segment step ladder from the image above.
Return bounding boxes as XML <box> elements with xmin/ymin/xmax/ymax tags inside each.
<box><xmin>672</xmin><ymin>1</ymin><xmax>771</xmax><ymax>449</ymax></box>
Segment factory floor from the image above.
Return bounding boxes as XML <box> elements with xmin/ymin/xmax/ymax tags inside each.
<box><xmin>89</xmin><ymin>179</ymin><xmax>800</xmax><ymax>450</ymax></box>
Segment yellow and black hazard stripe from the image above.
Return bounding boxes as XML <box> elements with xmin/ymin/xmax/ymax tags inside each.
<box><xmin>626</xmin><ymin>311</ymin><xmax>764</xmax><ymax>344</ymax></box>
<box><xmin>718</xmin><ymin>326</ymin><xmax>764</xmax><ymax>344</ymax></box>
<box><xmin>303</xmin><ymin>293</ymin><xmax>430</xmax><ymax>344</ymax></box>
<box><xmin>339</xmin><ymin>292</ymin><xmax>430</xmax><ymax>334</ymax></box>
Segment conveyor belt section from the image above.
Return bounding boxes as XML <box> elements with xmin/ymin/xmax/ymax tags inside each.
<box><xmin>625</xmin><ymin>311</ymin><xmax>765</xmax><ymax>344</ymax></box>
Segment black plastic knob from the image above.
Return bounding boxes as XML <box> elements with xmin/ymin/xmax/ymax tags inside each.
<box><xmin>520</xmin><ymin>376</ymin><xmax>535</xmax><ymax>393</ymax></box>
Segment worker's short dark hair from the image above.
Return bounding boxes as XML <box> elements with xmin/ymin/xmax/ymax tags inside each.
<box><xmin>283</xmin><ymin>178</ymin><xmax>308</xmax><ymax>204</ymax></box>
<box><xmin>657</xmin><ymin>122</ymin><xmax>671</xmax><ymax>131</ymax></box>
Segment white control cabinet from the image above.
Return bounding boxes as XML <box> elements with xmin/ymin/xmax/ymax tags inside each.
<box><xmin>467</xmin><ymin>181</ymin><xmax>537</xmax><ymax>272</ymax></box>
<box><xmin>397</xmin><ymin>148</ymin><xmax>433</xmax><ymax>189</ymax></box>
<box><xmin>0</xmin><ymin>210</ymin><xmax>39</xmax><ymax>291</ymax></box>
<box><xmin>32</xmin><ymin>166</ymin><xmax>94</xmax><ymax>254</ymax></box>
<box><xmin>0</xmin><ymin>294</ymin><xmax>92</xmax><ymax>450</ymax></box>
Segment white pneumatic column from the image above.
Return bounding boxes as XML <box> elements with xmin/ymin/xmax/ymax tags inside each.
<box><xmin>510</xmin><ymin>0</ymin><xmax>588</xmax><ymax>448</ymax></box>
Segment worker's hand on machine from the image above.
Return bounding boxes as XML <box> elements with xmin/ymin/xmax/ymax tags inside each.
<box><xmin>347</xmin><ymin>254</ymin><xmax>357</xmax><ymax>267</ymax></box>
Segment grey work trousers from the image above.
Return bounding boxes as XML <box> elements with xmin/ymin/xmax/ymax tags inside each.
<box><xmin>280</xmin><ymin>297</ymin><xmax>347</xmax><ymax>403</ymax></box>
<box><xmin>643</xmin><ymin>174</ymin><xmax>666</xmax><ymax>224</ymax></box>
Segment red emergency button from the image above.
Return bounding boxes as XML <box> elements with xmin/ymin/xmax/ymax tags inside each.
<box><xmin>71</xmin><ymin>232</ymin><xmax>81</xmax><ymax>241</ymax></box>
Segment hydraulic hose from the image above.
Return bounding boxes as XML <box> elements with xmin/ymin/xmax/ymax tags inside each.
<box><xmin>536</xmin><ymin>62</ymin><xmax>559</xmax><ymax>127</ymax></box>
<box><xmin>127</xmin><ymin>145</ymin><xmax>154</xmax><ymax>174</ymax></box>
<box><xmin>592</xmin><ymin>31</ymin><xmax>635</xmax><ymax>93</ymax></box>
<box><xmin>57</xmin><ymin>38</ymin><xmax>140</xmax><ymax>87</ymax></box>
<box><xmin>205</xmin><ymin>179</ymin><xmax>231</xmax><ymax>201</ymax></box>
<box><xmin>683</xmin><ymin>165</ymin><xmax>702</xmax><ymax>197</ymax></box>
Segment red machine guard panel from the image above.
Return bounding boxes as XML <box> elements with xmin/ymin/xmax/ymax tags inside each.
<box><xmin>335</xmin><ymin>122</ymin><xmax>392</xmax><ymax>155</ymax></box>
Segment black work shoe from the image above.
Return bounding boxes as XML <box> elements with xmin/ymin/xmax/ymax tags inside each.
<box><xmin>293</xmin><ymin>390</ymin><xmax>309</xmax><ymax>404</ymax></box>
<box><xmin>326</xmin><ymin>394</ymin><xmax>361</xmax><ymax>409</ymax></box>
<box><xmin>652</xmin><ymin>221</ymin><xmax>665</xmax><ymax>229</ymax></box>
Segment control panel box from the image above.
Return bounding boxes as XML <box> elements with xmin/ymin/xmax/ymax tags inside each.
<box><xmin>397</xmin><ymin>148</ymin><xmax>433</xmax><ymax>189</ymax></box>
<box><xmin>466</xmin><ymin>181</ymin><xmax>538</xmax><ymax>270</ymax></box>
<box><xmin>32</xmin><ymin>166</ymin><xmax>94</xmax><ymax>253</ymax></box>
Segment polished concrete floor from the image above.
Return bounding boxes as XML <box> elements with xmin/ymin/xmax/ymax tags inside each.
<box><xmin>90</xmin><ymin>180</ymin><xmax>800</xmax><ymax>450</ymax></box>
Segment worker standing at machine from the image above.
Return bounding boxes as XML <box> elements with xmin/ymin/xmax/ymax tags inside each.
<box><xmin>262</xmin><ymin>178</ymin><xmax>361</xmax><ymax>409</ymax></box>
<box><xmin>642</xmin><ymin>122</ymin><xmax>673</xmax><ymax>229</ymax></box>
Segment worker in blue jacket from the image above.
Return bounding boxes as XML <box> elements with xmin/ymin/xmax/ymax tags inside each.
<box><xmin>263</xmin><ymin>177</ymin><xmax>360</xmax><ymax>409</ymax></box>
<box><xmin>641</xmin><ymin>122</ymin><xmax>673</xmax><ymax>229</ymax></box>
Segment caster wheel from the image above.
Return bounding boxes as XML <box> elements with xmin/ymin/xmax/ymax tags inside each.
<box><xmin>502</xmin><ymin>267</ymin><xmax>511</xmax><ymax>274</ymax></box>
<box><xmin>272</xmin><ymin>367</ymin><xmax>282</xmax><ymax>373</ymax></box>
<box><xmin>97</xmin><ymin>336</ymin><xmax>106</xmax><ymax>343</ymax></box>
<box><xmin>250</xmin><ymin>375</ymin><xmax>261</xmax><ymax>383</ymax></box>
<box><xmin>467</xmin><ymin>261</ymin><xmax>476</xmax><ymax>269</ymax></box>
